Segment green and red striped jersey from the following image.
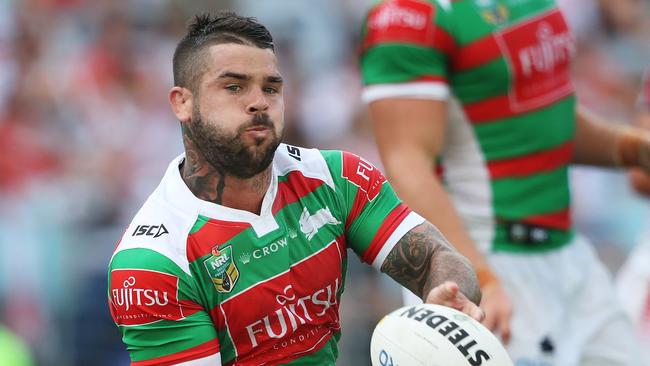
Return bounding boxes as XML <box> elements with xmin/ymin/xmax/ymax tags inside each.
<box><xmin>360</xmin><ymin>0</ymin><xmax>576</xmax><ymax>252</ymax></box>
<box><xmin>108</xmin><ymin>144</ymin><xmax>424</xmax><ymax>365</ymax></box>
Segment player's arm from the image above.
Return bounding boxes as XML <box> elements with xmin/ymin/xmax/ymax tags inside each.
<box><xmin>573</xmin><ymin>105</ymin><xmax>650</xmax><ymax>172</ymax></box>
<box><xmin>108</xmin><ymin>248</ymin><xmax>221</xmax><ymax>366</ymax></box>
<box><xmin>380</xmin><ymin>219</ymin><xmax>482</xmax><ymax>314</ymax></box>
<box><xmin>368</xmin><ymin>98</ymin><xmax>509</xmax><ymax>330</ymax></box>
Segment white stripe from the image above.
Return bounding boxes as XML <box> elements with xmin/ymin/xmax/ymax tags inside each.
<box><xmin>362</xmin><ymin>82</ymin><xmax>449</xmax><ymax>103</ymax></box>
<box><xmin>372</xmin><ymin>212</ymin><xmax>426</xmax><ymax>270</ymax></box>
<box><xmin>176</xmin><ymin>353</ymin><xmax>222</xmax><ymax>365</ymax></box>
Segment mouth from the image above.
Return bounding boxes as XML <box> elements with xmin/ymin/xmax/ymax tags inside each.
<box><xmin>245</xmin><ymin>126</ymin><xmax>271</xmax><ymax>132</ymax></box>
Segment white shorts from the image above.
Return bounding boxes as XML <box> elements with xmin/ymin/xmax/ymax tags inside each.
<box><xmin>616</xmin><ymin>229</ymin><xmax>650</xmax><ymax>362</ymax></box>
<box><xmin>403</xmin><ymin>234</ymin><xmax>646</xmax><ymax>366</ymax></box>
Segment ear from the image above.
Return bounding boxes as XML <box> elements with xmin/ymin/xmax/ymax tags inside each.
<box><xmin>169</xmin><ymin>86</ymin><xmax>193</xmax><ymax>124</ymax></box>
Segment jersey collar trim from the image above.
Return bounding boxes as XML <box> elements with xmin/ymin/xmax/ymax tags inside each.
<box><xmin>160</xmin><ymin>153</ymin><xmax>280</xmax><ymax>237</ymax></box>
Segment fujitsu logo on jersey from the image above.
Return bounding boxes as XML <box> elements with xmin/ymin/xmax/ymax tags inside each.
<box><xmin>112</xmin><ymin>276</ymin><xmax>169</xmax><ymax>312</ymax></box>
<box><xmin>245</xmin><ymin>279</ymin><xmax>340</xmax><ymax>348</ymax></box>
<box><xmin>518</xmin><ymin>21</ymin><xmax>574</xmax><ymax>77</ymax></box>
<box><xmin>369</xmin><ymin>1</ymin><xmax>428</xmax><ymax>30</ymax></box>
<box><xmin>109</xmin><ymin>269</ymin><xmax>184</xmax><ymax>326</ymax></box>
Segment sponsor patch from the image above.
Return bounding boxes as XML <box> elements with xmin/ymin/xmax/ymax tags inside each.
<box><xmin>342</xmin><ymin>152</ymin><xmax>386</xmax><ymax>202</ymax></box>
<box><xmin>364</xmin><ymin>0</ymin><xmax>435</xmax><ymax>48</ymax></box>
<box><xmin>109</xmin><ymin>269</ymin><xmax>184</xmax><ymax>326</ymax></box>
<box><xmin>496</xmin><ymin>9</ymin><xmax>575</xmax><ymax>112</ymax></box>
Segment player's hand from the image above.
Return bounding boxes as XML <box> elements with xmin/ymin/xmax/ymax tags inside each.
<box><xmin>425</xmin><ymin>281</ymin><xmax>485</xmax><ymax>322</ymax></box>
<box><xmin>479</xmin><ymin>281</ymin><xmax>513</xmax><ymax>344</ymax></box>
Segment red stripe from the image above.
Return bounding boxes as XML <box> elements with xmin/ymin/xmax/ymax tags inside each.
<box><xmin>345</xmin><ymin>187</ymin><xmax>368</xmax><ymax>232</ymax></box>
<box><xmin>452</xmin><ymin>35</ymin><xmax>501</xmax><ymax>71</ymax></box>
<box><xmin>488</xmin><ymin>141</ymin><xmax>573</xmax><ymax>179</ymax></box>
<box><xmin>187</xmin><ymin>219</ymin><xmax>250</xmax><ymax>262</ymax></box>
<box><xmin>272</xmin><ymin>171</ymin><xmax>324</xmax><ymax>214</ymax></box>
<box><xmin>463</xmin><ymin>90</ymin><xmax>573</xmax><ymax>124</ymax></box>
<box><xmin>362</xmin><ymin>204</ymin><xmax>411</xmax><ymax>264</ymax></box>
<box><xmin>414</xmin><ymin>75</ymin><xmax>448</xmax><ymax>83</ymax></box>
<box><xmin>521</xmin><ymin>208</ymin><xmax>571</xmax><ymax>230</ymax></box>
<box><xmin>132</xmin><ymin>339</ymin><xmax>220</xmax><ymax>366</ymax></box>
<box><xmin>463</xmin><ymin>94</ymin><xmax>512</xmax><ymax>122</ymax></box>
<box><xmin>360</xmin><ymin>0</ymin><xmax>456</xmax><ymax>55</ymax></box>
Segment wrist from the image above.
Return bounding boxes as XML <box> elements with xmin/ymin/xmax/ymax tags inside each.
<box><xmin>615</xmin><ymin>127</ymin><xmax>647</xmax><ymax>167</ymax></box>
<box><xmin>476</xmin><ymin>267</ymin><xmax>499</xmax><ymax>289</ymax></box>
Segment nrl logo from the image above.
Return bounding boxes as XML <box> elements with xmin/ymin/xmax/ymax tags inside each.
<box><xmin>475</xmin><ymin>0</ymin><xmax>509</xmax><ymax>25</ymax></box>
<box><xmin>299</xmin><ymin>206</ymin><xmax>341</xmax><ymax>241</ymax></box>
<box><xmin>203</xmin><ymin>245</ymin><xmax>240</xmax><ymax>293</ymax></box>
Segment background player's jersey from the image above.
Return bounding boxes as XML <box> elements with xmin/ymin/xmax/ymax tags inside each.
<box><xmin>108</xmin><ymin>144</ymin><xmax>423</xmax><ymax>365</ymax></box>
<box><xmin>360</xmin><ymin>0</ymin><xmax>576</xmax><ymax>253</ymax></box>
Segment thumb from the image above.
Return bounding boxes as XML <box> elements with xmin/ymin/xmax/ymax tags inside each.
<box><xmin>425</xmin><ymin>281</ymin><xmax>459</xmax><ymax>304</ymax></box>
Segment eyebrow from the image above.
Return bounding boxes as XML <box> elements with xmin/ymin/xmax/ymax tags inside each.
<box><xmin>218</xmin><ymin>71</ymin><xmax>283</xmax><ymax>84</ymax></box>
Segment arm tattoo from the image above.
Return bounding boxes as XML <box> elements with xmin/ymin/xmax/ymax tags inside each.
<box><xmin>381</xmin><ymin>222</ymin><xmax>481</xmax><ymax>305</ymax></box>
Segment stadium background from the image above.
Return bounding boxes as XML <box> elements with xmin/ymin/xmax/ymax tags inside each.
<box><xmin>0</xmin><ymin>0</ymin><xmax>648</xmax><ymax>364</ymax></box>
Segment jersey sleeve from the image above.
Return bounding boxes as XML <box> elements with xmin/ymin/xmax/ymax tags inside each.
<box><xmin>321</xmin><ymin>150</ymin><xmax>425</xmax><ymax>269</ymax></box>
<box><xmin>359</xmin><ymin>0</ymin><xmax>456</xmax><ymax>103</ymax></box>
<box><xmin>108</xmin><ymin>247</ymin><xmax>221</xmax><ymax>366</ymax></box>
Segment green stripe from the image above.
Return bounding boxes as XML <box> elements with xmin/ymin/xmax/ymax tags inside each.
<box><xmin>217</xmin><ymin>329</ymin><xmax>237</xmax><ymax>364</ymax></box>
<box><xmin>361</xmin><ymin>44</ymin><xmax>448</xmax><ymax>85</ymax></box>
<box><xmin>190</xmin><ymin>215</ymin><xmax>209</xmax><ymax>234</ymax></box>
<box><xmin>451</xmin><ymin>58</ymin><xmax>510</xmax><ymax>104</ymax></box>
<box><xmin>493</xmin><ymin>224</ymin><xmax>573</xmax><ymax>252</ymax></box>
<box><xmin>122</xmin><ymin>312</ymin><xmax>217</xmax><ymax>362</ymax></box>
<box><xmin>451</xmin><ymin>0</ymin><xmax>556</xmax><ymax>45</ymax></box>
<box><xmin>491</xmin><ymin>166</ymin><xmax>570</xmax><ymax>218</ymax></box>
<box><xmin>474</xmin><ymin>96</ymin><xmax>576</xmax><ymax>160</ymax></box>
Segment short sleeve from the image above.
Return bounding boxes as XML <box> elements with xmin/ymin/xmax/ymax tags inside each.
<box><xmin>108</xmin><ymin>248</ymin><xmax>221</xmax><ymax>365</ymax></box>
<box><xmin>359</xmin><ymin>0</ymin><xmax>456</xmax><ymax>102</ymax></box>
<box><xmin>321</xmin><ymin>150</ymin><xmax>425</xmax><ymax>269</ymax></box>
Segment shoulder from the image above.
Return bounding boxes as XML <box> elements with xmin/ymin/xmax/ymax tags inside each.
<box><xmin>274</xmin><ymin>143</ymin><xmax>337</xmax><ymax>190</ymax></box>
<box><xmin>110</xmin><ymin>189</ymin><xmax>196</xmax><ymax>276</ymax></box>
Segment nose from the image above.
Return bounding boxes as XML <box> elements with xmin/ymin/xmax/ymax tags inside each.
<box><xmin>246</xmin><ymin>89</ymin><xmax>269</xmax><ymax>114</ymax></box>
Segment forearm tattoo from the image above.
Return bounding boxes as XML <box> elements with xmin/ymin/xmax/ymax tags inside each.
<box><xmin>381</xmin><ymin>222</ymin><xmax>481</xmax><ymax>305</ymax></box>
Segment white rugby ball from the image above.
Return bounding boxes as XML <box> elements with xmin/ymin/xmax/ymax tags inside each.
<box><xmin>371</xmin><ymin>304</ymin><xmax>513</xmax><ymax>366</ymax></box>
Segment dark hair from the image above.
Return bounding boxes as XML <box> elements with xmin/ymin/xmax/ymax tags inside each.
<box><xmin>173</xmin><ymin>12</ymin><xmax>274</xmax><ymax>92</ymax></box>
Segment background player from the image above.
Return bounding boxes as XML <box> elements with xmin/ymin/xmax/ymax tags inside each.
<box><xmin>360</xmin><ymin>0</ymin><xmax>649</xmax><ymax>364</ymax></box>
<box><xmin>108</xmin><ymin>12</ymin><xmax>483</xmax><ymax>365</ymax></box>
<box><xmin>617</xmin><ymin>70</ymin><xmax>650</xmax><ymax>363</ymax></box>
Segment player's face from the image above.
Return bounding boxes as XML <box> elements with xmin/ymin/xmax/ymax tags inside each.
<box><xmin>189</xmin><ymin>43</ymin><xmax>285</xmax><ymax>178</ymax></box>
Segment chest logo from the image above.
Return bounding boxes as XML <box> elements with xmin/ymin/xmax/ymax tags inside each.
<box><xmin>299</xmin><ymin>206</ymin><xmax>341</xmax><ymax>241</ymax></box>
<box><xmin>475</xmin><ymin>0</ymin><xmax>509</xmax><ymax>25</ymax></box>
<box><xmin>204</xmin><ymin>245</ymin><xmax>239</xmax><ymax>293</ymax></box>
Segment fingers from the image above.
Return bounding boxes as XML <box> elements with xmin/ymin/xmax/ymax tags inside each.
<box><xmin>425</xmin><ymin>282</ymin><xmax>484</xmax><ymax>322</ymax></box>
<box><xmin>499</xmin><ymin>311</ymin><xmax>511</xmax><ymax>344</ymax></box>
<box><xmin>425</xmin><ymin>281</ymin><xmax>459</xmax><ymax>304</ymax></box>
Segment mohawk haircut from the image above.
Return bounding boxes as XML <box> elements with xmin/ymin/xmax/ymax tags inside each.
<box><xmin>173</xmin><ymin>12</ymin><xmax>275</xmax><ymax>92</ymax></box>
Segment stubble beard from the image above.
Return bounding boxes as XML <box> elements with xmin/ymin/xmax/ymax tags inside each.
<box><xmin>189</xmin><ymin>107</ymin><xmax>283</xmax><ymax>179</ymax></box>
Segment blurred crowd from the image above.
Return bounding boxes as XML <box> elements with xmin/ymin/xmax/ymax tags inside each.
<box><xmin>0</xmin><ymin>0</ymin><xmax>648</xmax><ymax>365</ymax></box>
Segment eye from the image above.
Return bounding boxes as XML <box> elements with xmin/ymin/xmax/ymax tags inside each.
<box><xmin>225</xmin><ymin>84</ymin><xmax>241</xmax><ymax>92</ymax></box>
<box><xmin>264</xmin><ymin>87</ymin><xmax>279</xmax><ymax>94</ymax></box>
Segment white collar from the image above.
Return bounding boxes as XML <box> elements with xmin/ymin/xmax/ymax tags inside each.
<box><xmin>158</xmin><ymin>153</ymin><xmax>280</xmax><ymax>237</ymax></box>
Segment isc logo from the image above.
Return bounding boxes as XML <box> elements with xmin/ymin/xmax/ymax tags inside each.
<box><xmin>132</xmin><ymin>224</ymin><xmax>169</xmax><ymax>238</ymax></box>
